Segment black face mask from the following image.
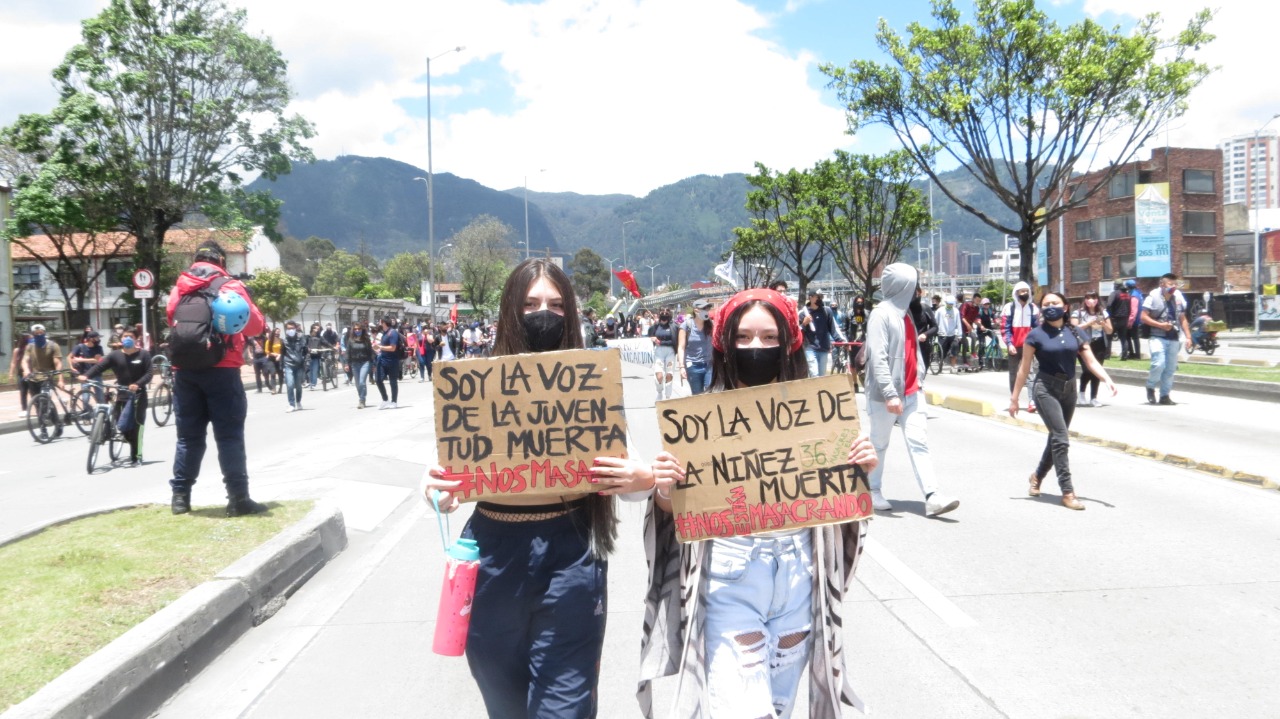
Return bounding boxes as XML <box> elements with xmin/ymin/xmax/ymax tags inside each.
<box><xmin>734</xmin><ymin>347</ymin><xmax>783</xmax><ymax>387</ymax></box>
<box><xmin>910</xmin><ymin>295</ymin><xmax>924</xmax><ymax>313</ymax></box>
<box><xmin>522</xmin><ymin>310</ymin><xmax>564</xmax><ymax>352</ymax></box>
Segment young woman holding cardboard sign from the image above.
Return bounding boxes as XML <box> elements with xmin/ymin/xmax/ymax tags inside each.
<box><xmin>641</xmin><ymin>288</ymin><xmax>879</xmax><ymax>719</ymax></box>
<box><xmin>422</xmin><ymin>258</ymin><xmax>657</xmax><ymax>719</ymax></box>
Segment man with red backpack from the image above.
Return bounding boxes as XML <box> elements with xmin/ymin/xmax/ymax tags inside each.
<box><xmin>164</xmin><ymin>240</ymin><xmax>267</xmax><ymax>517</ymax></box>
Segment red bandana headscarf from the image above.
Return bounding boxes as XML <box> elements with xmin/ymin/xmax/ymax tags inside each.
<box><xmin>711</xmin><ymin>288</ymin><xmax>803</xmax><ymax>354</ymax></box>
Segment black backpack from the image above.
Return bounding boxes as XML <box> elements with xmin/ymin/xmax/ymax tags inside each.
<box><xmin>169</xmin><ymin>275</ymin><xmax>233</xmax><ymax>370</ymax></box>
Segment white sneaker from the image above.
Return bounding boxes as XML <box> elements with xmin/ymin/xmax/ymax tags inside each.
<box><xmin>388</xmin><ymin>402</ymin><xmax>398</xmax><ymax>409</ymax></box>
<box><xmin>1077</xmin><ymin>398</ymin><xmax>1089</xmax><ymax>407</ymax></box>
<box><xmin>1090</xmin><ymin>398</ymin><xmax>1102</xmax><ymax>408</ymax></box>
<box><xmin>286</xmin><ymin>406</ymin><xmax>295</xmax><ymax>413</ymax></box>
<box><xmin>925</xmin><ymin>493</ymin><xmax>960</xmax><ymax>517</ymax></box>
<box><xmin>871</xmin><ymin>490</ymin><xmax>894</xmax><ymax>511</ymax></box>
<box><xmin>378</xmin><ymin>401</ymin><xmax>389</xmax><ymax>409</ymax></box>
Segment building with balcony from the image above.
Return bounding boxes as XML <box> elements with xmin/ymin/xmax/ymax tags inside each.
<box><xmin>1219</xmin><ymin>130</ymin><xmax>1278</xmax><ymax>210</ymax></box>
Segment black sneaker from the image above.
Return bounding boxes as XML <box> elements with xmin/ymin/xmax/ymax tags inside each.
<box><xmin>171</xmin><ymin>492</ymin><xmax>191</xmax><ymax>515</ymax></box>
<box><xmin>1146</xmin><ymin>388</ymin><xmax>1157</xmax><ymax>405</ymax></box>
<box><xmin>226</xmin><ymin>496</ymin><xmax>269</xmax><ymax>517</ymax></box>
<box><xmin>1158</xmin><ymin>395</ymin><xmax>1177</xmax><ymax>406</ymax></box>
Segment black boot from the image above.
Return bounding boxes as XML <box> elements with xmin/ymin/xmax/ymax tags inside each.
<box><xmin>1159</xmin><ymin>395</ymin><xmax>1176</xmax><ymax>406</ymax></box>
<box><xmin>1146</xmin><ymin>388</ymin><xmax>1157</xmax><ymax>405</ymax></box>
<box><xmin>171</xmin><ymin>491</ymin><xmax>191</xmax><ymax>515</ymax></box>
<box><xmin>226</xmin><ymin>495</ymin><xmax>269</xmax><ymax>517</ymax></box>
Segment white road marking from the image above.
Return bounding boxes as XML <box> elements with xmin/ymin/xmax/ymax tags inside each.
<box><xmin>864</xmin><ymin>537</ymin><xmax>978</xmax><ymax>628</ymax></box>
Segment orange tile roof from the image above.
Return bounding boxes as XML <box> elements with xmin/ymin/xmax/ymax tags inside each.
<box><xmin>9</xmin><ymin>228</ymin><xmax>249</xmax><ymax>261</ymax></box>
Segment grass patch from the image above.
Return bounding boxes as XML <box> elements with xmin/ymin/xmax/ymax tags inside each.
<box><xmin>0</xmin><ymin>500</ymin><xmax>314</xmax><ymax>709</ymax></box>
<box><xmin>1105</xmin><ymin>358</ymin><xmax>1280</xmax><ymax>383</ymax></box>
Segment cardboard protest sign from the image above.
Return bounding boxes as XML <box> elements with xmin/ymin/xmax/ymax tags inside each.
<box><xmin>658</xmin><ymin>374</ymin><xmax>871</xmax><ymax>542</ymax></box>
<box><xmin>434</xmin><ymin>348</ymin><xmax>628</xmax><ymax>501</ymax></box>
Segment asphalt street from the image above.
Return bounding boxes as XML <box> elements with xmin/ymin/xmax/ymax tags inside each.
<box><xmin>5</xmin><ymin>359</ymin><xmax>1279</xmax><ymax>718</ymax></box>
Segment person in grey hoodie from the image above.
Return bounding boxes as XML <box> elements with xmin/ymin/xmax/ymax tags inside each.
<box><xmin>864</xmin><ymin>263</ymin><xmax>960</xmax><ymax>517</ymax></box>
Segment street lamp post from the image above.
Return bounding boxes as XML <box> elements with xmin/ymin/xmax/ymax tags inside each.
<box><xmin>1253</xmin><ymin>113</ymin><xmax>1279</xmax><ymax>336</ymax></box>
<box><xmin>644</xmin><ymin>263</ymin><xmax>660</xmax><ymax>293</ymax></box>
<box><xmin>523</xmin><ymin>169</ymin><xmax>546</xmax><ymax>260</ymax></box>
<box><xmin>424</xmin><ymin>46</ymin><xmax>464</xmax><ymax>324</ymax></box>
<box><xmin>432</xmin><ymin>242</ymin><xmax>454</xmax><ymax>321</ymax></box>
<box><xmin>976</xmin><ymin>238</ymin><xmax>988</xmax><ymax>282</ymax></box>
<box><xmin>622</xmin><ymin>220</ymin><xmax>637</xmax><ymax>268</ymax></box>
<box><xmin>604</xmin><ymin>257</ymin><xmax>619</xmax><ymax>299</ymax></box>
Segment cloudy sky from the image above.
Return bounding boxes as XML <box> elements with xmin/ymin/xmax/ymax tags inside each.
<box><xmin>0</xmin><ymin>0</ymin><xmax>1272</xmax><ymax>197</ymax></box>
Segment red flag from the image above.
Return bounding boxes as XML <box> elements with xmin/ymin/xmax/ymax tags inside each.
<box><xmin>449</xmin><ymin>304</ymin><xmax>458</xmax><ymax>324</ymax></box>
<box><xmin>614</xmin><ymin>268</ymin><xmax>642</xmax><ymax>298</ymax></box>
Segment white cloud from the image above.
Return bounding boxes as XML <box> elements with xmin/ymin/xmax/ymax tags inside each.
<box><xmin>1079</xmin><ymin>1</ymin><xmax>1277</xmax><ymax>149</ymax></box>
<box><xmin>0</xmin><ymin>0</ymin><xmax>850</xmax><ymax>197</ymax></box>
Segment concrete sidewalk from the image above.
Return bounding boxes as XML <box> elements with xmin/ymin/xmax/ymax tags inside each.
<box><xmin>916</xmin><ymin>366</ymin><xmax>1277</xmax><ymax>487</ymax></box>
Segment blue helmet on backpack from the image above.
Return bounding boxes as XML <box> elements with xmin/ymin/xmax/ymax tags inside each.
<box><xmin>211</xmin><ymin>290</ymin><xmax>250</xmax><ymax>334</ymax></box>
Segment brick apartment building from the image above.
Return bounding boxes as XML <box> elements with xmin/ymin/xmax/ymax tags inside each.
<box><xmin>1047</xmin><ymin>147</ymin><xmax>1224</xmax><ymax>299</ymax></box>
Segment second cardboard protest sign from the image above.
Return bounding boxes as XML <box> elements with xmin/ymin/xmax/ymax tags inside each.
<box><xmin>658</xmin><ymin>374</ymin><xmax>871</xmax><ymax>542</ymax></box>
<box><xmin>434</xmin><ymin>348</ymin><xmax>628</xmax><ymax>501</ymax></box>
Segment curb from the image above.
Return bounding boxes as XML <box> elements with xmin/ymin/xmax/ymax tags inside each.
<box><xmin>1101</xmin><ymin>368</ymin><xmax>1280</xmax><ymax>403</ymax></box>
<box><xmin>2</xmin><ymin>500</ymin><xmax>348</xmax><ymax>719</ymax></box>
<box><xmin>925</xmin><ymin>393</ymin><xmax>1278</xmax><ymax>492</ymax></box>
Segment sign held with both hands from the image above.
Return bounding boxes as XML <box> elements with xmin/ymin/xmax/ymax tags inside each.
<box><xmin>433</xmin><ymin>349</ymin><xmax>629</xmax><ymax>501</ymax></box>
<box><xmin>658</xmin><ymin>374</ymin><xmax>871</xmax><ymax>542</ymax></box>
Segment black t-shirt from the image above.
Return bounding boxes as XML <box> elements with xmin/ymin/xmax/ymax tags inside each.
<box><xmin>1025</xmin><ymin>323</ymin><xmax>1083</xmax><ymax>379</ymax></box>
<box><xmin>83</xmin><ymin>349</ymin><xmax>153</xmax><ymax>390</ymax></box>
<box><xmin>72</xmin><ymin>342</ymin><xmax>104</xmax><ymax>366</ymax></box>
<box><xmin>649</xmin><ymin>322</ymin><xmax>676</xmax><ymax>348</ymax></box>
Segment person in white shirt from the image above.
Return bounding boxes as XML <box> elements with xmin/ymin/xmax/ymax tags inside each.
<box><xmin>934</xmin><ymin>295</ymin><xmax>964</xmax><ymax>373</ymax></box>
<box><xmin>1140</xmin><ymin>272</ymin><xmax>1192</xmax><ymax>405</ymax></box>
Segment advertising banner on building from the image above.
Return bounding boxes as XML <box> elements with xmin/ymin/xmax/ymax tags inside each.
<box><xmin>1034</xmin><ymin>206</ymin><xmax>1049</xmax><ymax>287</ymax></box>
<box><xmin>1135</xmin><ymin>183</ymin><xmax>1172</xmax><ymax>277</ymax></box>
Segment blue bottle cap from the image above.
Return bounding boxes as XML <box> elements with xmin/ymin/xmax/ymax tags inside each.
<box><xmin>447</xmin><ymin>537</ymin><xmax>480</xmax><ymax>562</ymax></box>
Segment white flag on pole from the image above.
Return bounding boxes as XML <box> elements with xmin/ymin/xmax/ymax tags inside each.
<box><xmin>714</xmin><ymin>253</ymin><xmax>741</xmax><ymax>289</ymax></box>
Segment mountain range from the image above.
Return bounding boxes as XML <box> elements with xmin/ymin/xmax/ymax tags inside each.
<box><xmin>249</xmin><ymin>155</ymin><xmax>1021</xmax><ymax>285</ymax></box>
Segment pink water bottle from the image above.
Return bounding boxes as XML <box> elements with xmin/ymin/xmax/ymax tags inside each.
<box><xmin>432</xmin><ymin>537</ymin><xmax>481</xmax><ymax>656</ymax></box>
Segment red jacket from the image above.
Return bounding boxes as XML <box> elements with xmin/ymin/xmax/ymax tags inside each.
<box><xmin>165</xmin><ymin>262</ymin><xmax>265</xmax><ymax>369</ymax></box>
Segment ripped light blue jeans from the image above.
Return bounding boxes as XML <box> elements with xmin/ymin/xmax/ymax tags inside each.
<box><xmin>704</xmin><ymin>531</ymin><xmax>814</xmax><ymax>719</ymax></box>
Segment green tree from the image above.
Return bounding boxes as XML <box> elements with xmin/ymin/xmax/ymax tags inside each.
<box><xmin>733</xmin><ymin>163</ymin><xmax>825</xmax><ymax>298</ymax></box>
<box><xmin>382</xmin><ymin>251</ymin><xmax>435</xmax><ymax>301</ymax></box>
<box><xmin>0</xmin><ymin>143</ymin><xmax>132</xmax><ymax>318</ymax></box>
<box><xmin>583</xmin><ymin>291</ymin><xmax>609</xmax><ymax>318</ymax></box>
<box><xmin>568</xmin><ymin>247</ymin><xmax>610</xmax><ymax>299</ymax></box>
<box><xmin>313</xmin><ymin>250</ymin><xmax>369</xmax><ymax>297</ymax></box>
<box><xmin>4</xmin><ymin>0</ymin><xmax>314</xmax><ymax>324</ymax></box>
<box><xmin>822</xmin><ymin>0</ymin><xmax>1213</xmax><ymax>283</ymax></box>
<box><xmin>977</xmin><ymin>278</ymin><xmax>1014</xmax><ymax>305</ymax></box>
<box><xmin>452</xmin><ymin>215</ymin><xmax>516</xmax><ymax>318</ymax></box>
<box><xmin>246</xmin><ymin>268</ymin><xmax>307</xmax><ymax>325</ymax></box>
<box><xmin>812</xmin><ymin>149</ymin><xmax>933</xmax><ymax>300</ymax></box>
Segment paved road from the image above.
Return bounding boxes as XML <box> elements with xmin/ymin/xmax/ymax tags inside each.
<box><xmin>6</xmin><ymin>361</ymin><xmax>1279</xmax><ymax>718</ymax></box>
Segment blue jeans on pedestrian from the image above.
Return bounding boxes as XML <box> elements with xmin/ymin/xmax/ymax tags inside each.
<box><xmin>283</xmin><ymin>364</ymin><xmax>304</xmax><ymax>407</ymax></box>
<box><xmin>804</xmin><ymin>347</ymin><xmax>830</xmax><ymax>377</ymax></box>
<box><xmin>1146</xmin><ymin>336</ymin><xmax>1181</xmax><ymax>398</ymax></box>
<box><xmin>169</xmin><ymin>367</ymin><xmax>249</xmax><ymax>498</ymax></box>
<box><xmin>418</xmin><ymin>352</ymin><xmax>433</xmax><ymax>380</ymax></box>
<box><xmin>350</xmin><ymin>361</ymin><xmax>371</xmax><ymax>403</ymax></box>
<box><xmin>866</xmin><ymin>392</ymin><xmax>939</xmax><ymax>499</ymax></box>
<box><xmin>462</xmin><ymin>506</ymin><xmax>606</xmax><ymax>719</ymax></box>
<box><xmin>704</xmin><ymin>532</ymin><xmax>814</xmax><ymax>719</ymax></box>
<box><xmin>308</xmin><ymin>355</ymin><xmax>320</xmax><ymax>387</ymax></box>
<box><xmin>685</xmin><ymin>361</ymin><xmax>712</xmax><ymax>395</ymax></box>
<box><xmin>375</xmin><ymin>361</ymin><xmax>399</xmax><ymax>403</ymax></box>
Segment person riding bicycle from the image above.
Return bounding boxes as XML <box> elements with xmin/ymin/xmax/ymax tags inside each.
<box><xmin>71</xmin><ymin>331</ymin><xmax>106</xmax><ymax>401</ymax></box>
<box><xmin>1190</xmin><ymin>308</ymin><xmax>1211</xmax><ymax>347</ymax></box>
<box><xmin>976</xmin><ymin>297</ymin><xmax>999</xmax><ymax>352</ymax></box>
<box><xmin>958</xmin><ymin>292</ymin><xmax>980</xmax><ymax>368</ymax></box>
<box><xmin>79</xmin><ymin>328</ymin><xmax>152</xmax><ymax>466</ymax></box>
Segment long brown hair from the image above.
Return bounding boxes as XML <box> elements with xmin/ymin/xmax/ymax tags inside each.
<box><xmin>494</xmin><ymin>258</ymin><xmax>584</xmax><ymax>355</ymax></box>
<box><xmin>494</xmin><ymin>259</ymin><xmax>615</xmax><ymax>554</ymax></box>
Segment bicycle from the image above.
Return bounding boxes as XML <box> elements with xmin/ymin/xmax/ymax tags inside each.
<box><xmin>84</xmin><ymin>382</ymin><xmax>138</xmax><ymax>474</ymax></box>
<box><xmin>315</xmin><ymin>348</ymin><xmax>339</xmax><ymax>391</ymax></box>
<box><xmin>25</xmin><ymin>369</ymin><xmax>96</xmax><ymax>443</ymax></box>
<box><xmin>928</xmin><ymin>338</ymin><xmax>944</xmax><ymax>375</ymax></box>
<box><xmin>150</xmin><ymin>354</ymin><xmax>174</xmax><ymax>426</ymax></box>
<box><xmin>978</xmin><ymin>331</ymin><xmax>1005</xmax><ymax>371</ymax></box>
<box><xmin>831</xmin><ymin>343</ymin><xmax>850</xmax><ymax>375</ymax></box>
